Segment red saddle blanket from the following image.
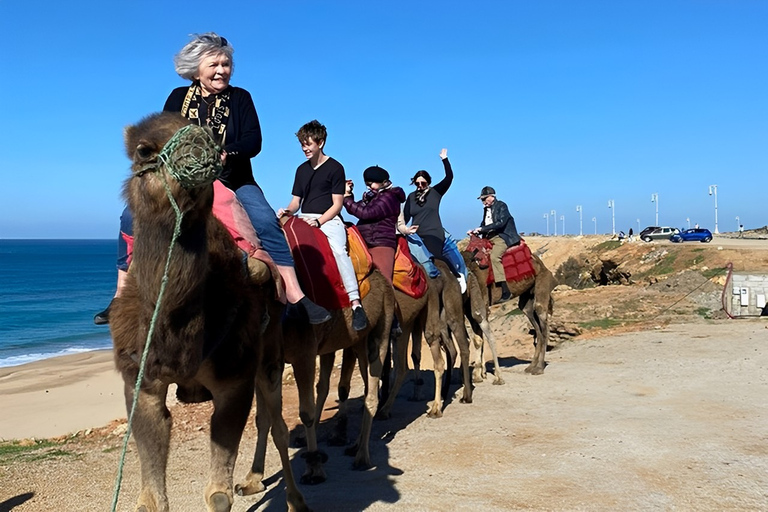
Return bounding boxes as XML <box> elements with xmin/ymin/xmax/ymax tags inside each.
<box><xmin>282</xmin><ymin>217</ymin><xmax>372</xmax><ymax>310</ymax></box>
<box><xmin>393</xmin><ymin>236</ymin><xmax>428</xmax><ymax>299</ymax></box>
<box><xmin>488</xmin><ymin>241</ymin><xmax>537</xmax><ymax>285</ymax></box>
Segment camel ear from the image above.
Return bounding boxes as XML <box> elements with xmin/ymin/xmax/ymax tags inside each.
<box><xmin>123</xmin><ymin>125</ymin><xmax>135</xmax><ymax>157</ymax></box>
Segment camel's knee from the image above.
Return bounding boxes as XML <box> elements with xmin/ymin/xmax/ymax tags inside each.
<box><xmin>299</xmin><ymin>411</ymin><xmax>314</xmax><ymax>428</ymax></box>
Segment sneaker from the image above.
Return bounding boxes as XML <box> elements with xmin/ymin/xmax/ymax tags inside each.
<box><xmin>352</xmin><ymin>306</ymin><xmax>369</xmax><ymax>331</ymax></box>
<box><xmin>457</xmin><ymin>273</ymin><xmax>467</xmax><ymax>294</ymax></box>
<box><xmin>94</xmin><ymin>300</ymin><xmax>113</xmax><ymax>325</ymax></box>
<box><xmin>299</xmin><ymin>296</ymin><xmax>331</xmax><ymax>325</ymax></box>
<box><xmin>495</xmin><ymin>292</ymin><xmax>512</xmax><ymax>305</ymax></box>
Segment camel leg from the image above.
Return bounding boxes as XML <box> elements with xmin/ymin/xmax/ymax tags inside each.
<box><xmin>520</xmin><ymin>290</ymin><xmax>547</xmax><ymax>375</ymax></box>
<box><xmin>236</xmin><ymin>388</ymin><xmax>269</xmax><ymax>496</ymax></box>
<box><xmin>329</xmin><ymin>348</ymin><xmax>356</xmax><ymax>446</ymax></box>
<box><xmin>468</xmin><ymin>320</ymin><xmax>486</xmax><ymax>383</ymax></box>
<box><xmin>256</xmin><ymin>365</ymin><xmax>309</xmax><ymax>512</ymax></box>
<box><xmin>409</xmin><ymin>327</ymin><xmax>425</xmax><ymax>402</ymax></box>
<box><xmin>203</xmin><ymin>378</ymin><xmax>253</xmax><ymax>512</ymax></box>
<box><xmin>528</xmin><ymin>292</ymin><xmax>553</xmax><ymax>375</ymax></box>
<box><xmin>378</xmin><ymin>322</ymin><xmax>414</xmax><ymax>419</ymax></box>
<box><xmin>291</xmin><ymin>355</ymin><xmax>325</xmax><ymax>484</ymax></box>
<box><xmin>476</xmin><ymin>316</ymin><xmax>504</xmax><ymax>385</ymax></box>
<box><xmin>351</xmin><ymin>330</ymin><xmax>387</xmax><ymax>470</ymax></box>
<box><xmin>425</xmin><ymin>332</ymin><xmax>446</xmax><ymax>418</ymax></box>
<box><xmin>126</xmin><ymin>380</ymin><xmax>171</xmax><ymax>512</ymax></box>
<box><xmin>315</xmin><ymin>352</ymin><xmax>335</xmax><ymax>442</ymax></box>
<box><xmin>444</xmin><ymin>305</ymin><xmax>472</xmax><ymax>405</ymax></box>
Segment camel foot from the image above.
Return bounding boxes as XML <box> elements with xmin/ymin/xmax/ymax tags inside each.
<box><xmin>300</xmin><ymin>451</ymin><xmax>328</xmax><ymax>485</ymax></box>
<box><xmin>492</xmin><ymin>375</ymin><xmax>505</xmax><ymax>385</ymax></box>
<box><xmin>525</xmin><ymin>364</ymin><xmax>545</xmax><ymax>375</ymax></box>
<box><xmin>287</xmin><ymin>491</ymin><xmax>312</xmax><ymax>512</ymax></box>
<box><xmin>352</xmin><ymin>456</ymin><xmax>373</xmax><ymax>470</ymax></box>
<box><xmin>472</xmin><ymin>369</ymin><xmax>484</xmax><ymax>383</ymax></box>
<box><xmin>426</xmin><ymin>401</ymin><xmax>443</xmax><ymax>418</ymax></box>
<box><xmin>235</xmin><ymin>474</ymin><xmax>266</xmax><ymax>496</ymax></box>
<box><xmin>208</xmin><ymin>492</ymin><xmax>232</xmax><ymax>512</ymax></box>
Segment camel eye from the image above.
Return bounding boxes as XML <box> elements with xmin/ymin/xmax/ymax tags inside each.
<box><xmin>136</xmin><ymin>144</ymin><xmax>155</xmax><ymax>160</ymax></box>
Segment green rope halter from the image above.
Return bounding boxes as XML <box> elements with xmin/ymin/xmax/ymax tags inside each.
<box><xmin>158</xmin><ymin>124</ymin><xmax>223</xmax><ymax>189</ymax></box>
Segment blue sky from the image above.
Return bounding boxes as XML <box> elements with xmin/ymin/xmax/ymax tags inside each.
<box><xmin>1</xmin><ymin>1</ymin><xmax>765</xmax><ymax>238</ymax></box>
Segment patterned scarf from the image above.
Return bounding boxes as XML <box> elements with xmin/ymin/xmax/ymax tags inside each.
<box><xmin>415</xmin><ymin>187</ymin><xmax>430</xmax><ymax>207</ymax></box>
<box><xmin>180</xmin><ymin>83</ymin><xmax>231</xmax><ymax>146</ymax></box>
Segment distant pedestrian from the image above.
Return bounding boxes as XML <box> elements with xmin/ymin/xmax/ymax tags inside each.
<box><xmin>628</xmin><ymin>227</ymin><xmax>634</xmax><ymax>241</ymax></box>
<box><xmin>739</xmin><ymin>224</ymin><xmax>744</xmax><ymax>238</ymax></box>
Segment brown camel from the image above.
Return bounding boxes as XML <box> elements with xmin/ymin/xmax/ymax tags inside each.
<box><xmin>463</xmin><ymin>264</ymin><xmax>505</xmax><ymax>384</ymax></box>
<box><xmin>237</xmin><ymin>236</ymin><xmax>396</xmax><ymax>490</ymax></box>
<box><xmin>109</xmin><ymin>112</ymin><xmax>306</xmax><ymax>512</ymax></box>
<box><xmin>464</xmin><ymin>236</ymin><xmax>556</xmax><ymax>375</ymax></box>
<box><xmin>356</xmin><ymin>259</ymin><xmax>471</xmax><ymax>420</ymax></box>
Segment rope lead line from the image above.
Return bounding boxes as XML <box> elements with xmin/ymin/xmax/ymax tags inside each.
<box><xmin>110</xmin><ymin>173</ymin><xmax>184</xmax><ymax>512</ymax></box>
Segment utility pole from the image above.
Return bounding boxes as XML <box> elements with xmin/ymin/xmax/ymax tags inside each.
<box><xmin>592</xmin><ymin>217</ymin><xmax>597</xmax><ymax>235</ymax></box>
<box><xmin>551</xmin><ymin>210</ymin><xmax>557</xmax><ymax>236</ymax></box>
<box><xmin>576</xmin><ymin>205</ymin><xmax>583</xmax><ymax>236</ymax></box>
<box><xmin>560</xmin><ymin>215</ymin><xmax>565</xmax><ymax>235</ymax></box>
<box><xmin>543</xmin><ymin>213</ymin><xmax>549</xmax><ymax>236</ymax></box>
<box><xmin>651</xmin><ymin>193</ymin><xmax>659</xmax><ymax>225</ymax></box>
<box><xmin>607</xmin><ymin>200</ymin><xmax>615</xmax><ymax>235</ymax></box>
<box><xmin>709</xmin><ymin>185</ymin><xmax>719</xmax><ymax>234</ymax></box>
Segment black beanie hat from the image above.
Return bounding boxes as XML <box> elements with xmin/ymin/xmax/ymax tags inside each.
<box><xmin>363</xmin><ymin>166</ymin><xmax>389</xmax><ymax>184</ymax></box>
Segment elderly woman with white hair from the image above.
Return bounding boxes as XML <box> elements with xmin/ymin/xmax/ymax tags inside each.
<box><xmin>95</xmin><ymin>33</ymin><xmax>330</xmax><ymax>325</ymax></box>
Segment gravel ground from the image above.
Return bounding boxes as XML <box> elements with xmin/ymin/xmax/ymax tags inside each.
<box><xmin>2</xmin><ymin>319</ymin><xmax>767</xmax><ymax>511</ymax></box>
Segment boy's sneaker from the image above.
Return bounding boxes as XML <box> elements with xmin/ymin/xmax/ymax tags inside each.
<box><xmin>300</xmin><ymin>296</ymin><xmax>331</xmax><ymax>325</ymax></box>
<box><xmin>352</xmin><ymin>306</ymin><xmax>369</xmax><ymax>331</ymax></box>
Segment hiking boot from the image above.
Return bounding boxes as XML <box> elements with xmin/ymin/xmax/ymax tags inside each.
<box><xmin>352</xmin><ymin>306</ymin><xmax>369</xmax><ymax>331</ymax></box>
<box><xmin>300</xmin><ymin>296</ymin><xmax>331</xmax><ymax>325</ymax></box>
<box><xmin>94</xmin><ymin>300</ymin><xmax>113</xmax><ymax>325</ymax></box>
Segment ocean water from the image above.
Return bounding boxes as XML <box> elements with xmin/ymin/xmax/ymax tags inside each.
<box><xmin>0</xmin><ymin>240</ymin><xmax>116</xmax><ymax>368</ymax></box>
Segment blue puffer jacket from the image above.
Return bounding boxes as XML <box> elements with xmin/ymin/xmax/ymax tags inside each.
<box><xmin>343</xmin><ymin>186</ymin><xmax>406</xmax><ymax>249</ymax></box>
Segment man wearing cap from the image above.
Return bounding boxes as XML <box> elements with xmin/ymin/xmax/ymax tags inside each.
<box><xmin>468</xmin><ymin>186</ymin><xmax>521</xmax><ymax>303</ymax></box>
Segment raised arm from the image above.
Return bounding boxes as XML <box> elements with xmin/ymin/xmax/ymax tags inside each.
<box><xmin>432</xmin><ymin>149</ymin><xmax>453</xmax><ymax>196</ymax></box>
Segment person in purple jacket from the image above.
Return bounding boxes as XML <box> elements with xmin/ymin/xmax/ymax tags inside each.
<box><xmin>343</xmin><ymin>166</ymin><xmax>406</xmax><ymax>285</ymax></box>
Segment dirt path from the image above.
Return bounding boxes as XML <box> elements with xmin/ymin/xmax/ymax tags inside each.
<box><xmin>2</xmin><ymin>319</ymin><xmax>767</xmax><ymax>511</ymax></box>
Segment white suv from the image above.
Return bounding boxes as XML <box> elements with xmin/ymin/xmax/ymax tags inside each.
<box><xmin>641</xmin><ymin>226</ymin><xmax>680</xmax><ymax>242</ymax></box>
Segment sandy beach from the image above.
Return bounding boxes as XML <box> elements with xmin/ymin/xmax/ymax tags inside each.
<box><xmin>0</xmin><ymin>350</ymin><xmax>125</xmax><ymax>441</ymax></box>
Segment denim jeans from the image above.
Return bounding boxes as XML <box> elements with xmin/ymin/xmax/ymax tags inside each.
<box><xmin>235</xmin><ymin>184</ymin><xmax>294</xmax><ymax>267</ymax></box>
<box><xmin>117</xmin><ymin>206</ymin><xmax>133</xmax><ymax>271</ymax></box>
<box><xmin>115</xmin><ymin>183</ymin><xmax>296</xmax><ymax>270</ymax></box>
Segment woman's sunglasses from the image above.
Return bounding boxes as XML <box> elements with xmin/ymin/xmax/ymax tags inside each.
<box><xmin>414</xmin><ymin>180</ymin><xmax>428</xmax><ymax>188</ymax></box>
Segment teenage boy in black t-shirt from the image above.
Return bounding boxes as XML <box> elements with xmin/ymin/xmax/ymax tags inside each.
<box><xmin>278</xmin><ymin>120</ymin><xmax>368</xmax><ymax>331</ymax></box>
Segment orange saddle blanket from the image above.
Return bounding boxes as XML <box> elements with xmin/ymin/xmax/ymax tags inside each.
<box><xmin>282</xmin><ymin>217</ymin><xmax>372</xmax><ymax>310</ymax></box>
<box><xmin>489</xmin><ymin>240</ymin><xmax>537</xmax><ymax>285</ymax></box>
<box><xmin>393</xmin><ymin>236</ymin><xmax>428</xmax><ymax>299</ymax></box>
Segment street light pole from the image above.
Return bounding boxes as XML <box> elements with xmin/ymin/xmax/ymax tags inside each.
<box><xmin>736</xmin><ymin>216</ymin><xmax>740</xmax><ymax>231</ymax></box>
<box><xmin>551</xmin><ymin>209</ymin><xmax>557</xmax><ymax>236</ymax></box>
<box><xmin>651</xmin><ymin>193</ymin><xmax>659</xmax><ymax>225</ymax></box>
<box><xmin>709</xmin><ymin>185</ymin><xmax>719</xmax><ymax>234</ymax></box>
<box><xmin>607</xmin><ymin>199</ymin><xmax>615</xmax><ymax>235</ymax></box>
<box><xmin>576</xmin><ymin>205</ymin><xmax>583</xmax><ymax>236</ymax></box>
<box><xmin>636</xmin><ymin>218</ymin><xmax>640</xmax><ymax>232</ymax></box>
<box><xmin>686</xmin><ymin>217</ymin><xmax>691</xmax><ymax>229</ymax></box>
<box><xmin>543</xmin><ymin>213</ymin><xmax>549</xmax><ymax>236</ymax></box>
<box><xmin>561</xmin><ymin>215</ymin><xmax>565</xmax><ymax>235</ymax></box>
<box><xmin>592</xmin><ymin>217</ymin><xmax>597</xmax><ymax>235</ymax></box>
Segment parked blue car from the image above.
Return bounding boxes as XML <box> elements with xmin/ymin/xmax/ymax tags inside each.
<box><xmin>670</xmin><ymin>228</ymin><xmax>713</xmax><ymax>243</ymax></box>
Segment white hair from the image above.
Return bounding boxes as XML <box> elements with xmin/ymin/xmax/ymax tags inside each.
<box><xmin>173</xmin><ymin>32</ymin><xmax>235</xmax><ymax>81</ymax></box>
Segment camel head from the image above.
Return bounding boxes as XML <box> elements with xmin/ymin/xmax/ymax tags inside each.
<box><xmin>123</xmin><ymin>112</ymin><xmax>222</xmax><ymax>217</ymax></box>
<box><xmin>466</xmin><ymin>234</ymin><xmax>493</xmax><ymax>269</ymax></box>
